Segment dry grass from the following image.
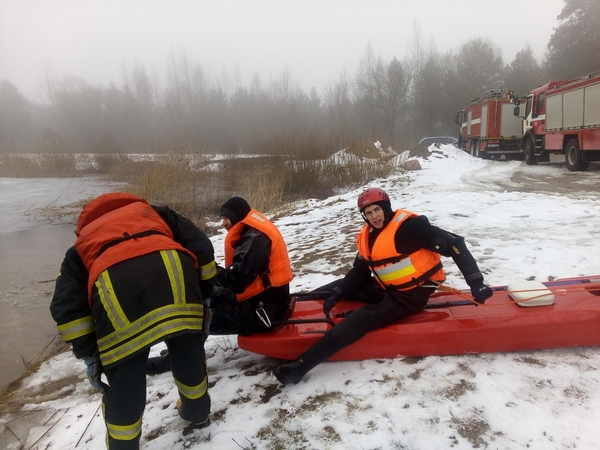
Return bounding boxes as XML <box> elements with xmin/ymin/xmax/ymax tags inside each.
<box><xmin>119</xmin><ymin>153</ymin><xmax>215</xmax><ymax>227</ymax></box>
<box><xmin>0</xmin><ymin>153</ymin><xmax>78</xmax><ymax>177</ymax></box>
<box><xmin>1</xmin><ymin>140</ymin><xmax>394</xmax><ymax>226</ymax></box>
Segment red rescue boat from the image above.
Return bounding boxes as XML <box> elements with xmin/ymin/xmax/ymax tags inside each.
<box><xmin>237</xmin><ymin>276</ymin><xmax>600</xmax><ymax>360</ymax></box>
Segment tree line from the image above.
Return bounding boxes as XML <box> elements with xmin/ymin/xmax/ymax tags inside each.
<box><xmin>1</xmin><ymin>0</ymin><xmax>598</xmax><ymax>157</ymax></box>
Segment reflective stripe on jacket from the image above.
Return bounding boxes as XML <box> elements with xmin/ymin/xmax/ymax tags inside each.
<box><xmin>224</xmin><ymin>209</ymin><xmax>293</xmax><ymax>301</ymax></box>
<box><xmin>94</xmin><ymin>249</ymin><xmax>204</xmax><ymax>367</ymax></box>
<box><xmin>75</xmin><ymin>193</ymin><xmax>197</xmax><ymax>302</ymax></box>
<box><xmin>356</xmin><ymin>209</ymin><xmax>444</xmax><ymax>291</ymax></box>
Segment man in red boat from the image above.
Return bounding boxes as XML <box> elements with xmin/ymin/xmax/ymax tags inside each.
<box><xmin>50</xmin><ymin>192</ymin><xmax>216</xmax><ymax>449</ymax></box>
<box><xmin>209</xmin><ymin>196</ymin><xmax>294</xmax><ymax>335</ymax></box>
<box><xmin>147</xmin><ymin>196</ymin><xmax>294</xmax><ymax>374</ymax></box>
<box><xmin>273</xmin><ymin>187</ymin><xmax>493</xmax><ymax>385</ymax></box>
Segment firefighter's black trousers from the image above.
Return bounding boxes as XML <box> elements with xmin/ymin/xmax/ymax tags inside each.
<box><xmin>102</xmin><ymin>332</ymin><xmax>210</xmax><ymax>450</ymax></box>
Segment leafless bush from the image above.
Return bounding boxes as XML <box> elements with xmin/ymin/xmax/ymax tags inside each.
<box><xmin>94</xmin><ymin>154</ymin><xmax>125</xmax><ymax>174</ymax></box>
<box><xmin>0</xmin><ymin>153</ymin><xmax>79</xmax><ymax>177</ymax></box>
<box><xmin>125</xmin><ymin>152</ymin><xmax>211</xmax><ymax>225</ymax></box>
<box><xmin>38</xmin><ymin>153</ymin><xmax>77</xmax><ymax>175</ymax></box>
<box><xmin>238</xmin><ymin>165</ymin><xmax>286</xmax><ymax>213</ymax></box>
<box><xmin>0</xmin><ymin>154</ymin><xmax>40</xmax><ymax>176</ymax></box>
<box><xmin>2</xmin><ymin>138</ymin><xmax>393</xmax><ymax>226</ymax></box>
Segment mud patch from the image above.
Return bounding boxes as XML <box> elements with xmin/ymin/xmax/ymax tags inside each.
<box><xmin>450</xmin><ymin>362</ymin><xmax>477</xmax><ymax>378</ymax></box>
<box><xmin>517</xmin><ymin>355</ymin><xmax>547</xmax><ymax>367</ymax></box>
<box><xmin>402</xmin><ymin>356</ymin><xmax>424</xmax><ymax>365</ymax></box>
<box><xmin>242</xmin><ymin>363</ymin><xmax>273</xmax><ymax>377</ymax></box>
<box><xmin>451</xmin><ymin>411</ymin><xmax>490</xmax><ymax>448</ymax></box>
<box><xmin>256</xmin><ymin>408</ymin><xmax>310</xmax><ymax>450</ymax></box>
<box><xmin>259</xmin><ymin>383</ymin><xmax>281</xmax><ymax>404</ymax></box>
<box><xmin>229</xmin><ymin>391</ymin><xmax>252</xmax><ymax>405</ymax></box>
<box><xmin>408</xmin><ymin>368</ymin><xmax>423</xmax><ymax>380</ymax></box>
<box><xmin>318</xmin><ymin>425</ymin><xmax>341</xmax><ymax>443</ymax></box>
<box><xmin>564</xmin><ymin>385</ymin><xmax>588</xmax><ymax>401</ymax></box>
<box><xmin>302</xmin><ymin>391</ymin><xmax>343</xmax><ymax>412</ymax></box>
<box><xmin>439</xmin><ymin>379</ymin><xmax>476</xmax><ymax>401</ymax></box>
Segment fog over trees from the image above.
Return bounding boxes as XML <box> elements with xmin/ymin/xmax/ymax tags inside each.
<box><xmin>1</xmin><ymin>0</ymin><xmax>598</xmax><ymax>157</ymax></box>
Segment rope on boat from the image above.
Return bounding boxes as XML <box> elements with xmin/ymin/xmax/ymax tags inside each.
<box><xmin>436</xmin><ymin>282</ymin><xmax>591</xmax><ymax>307</ymax></box>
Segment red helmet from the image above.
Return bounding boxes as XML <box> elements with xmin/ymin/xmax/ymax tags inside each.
<box><xmin>357</xmin><ymin>187</ymin><xmax>390</xmax><ymax>212</ymax></box>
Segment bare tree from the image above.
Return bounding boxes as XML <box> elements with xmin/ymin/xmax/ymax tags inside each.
<box><xmin>373</xmin><ymin>58</ymin><xmax>410</xmax><ymax>145</ymax></box>
<box><xmin>410</xmin><ymin>50</ymin><xmax>447</xmax><ymax>139</ymax></box>
<box><xmin>0</xmin><ymin>80</ymin><xmax>32</xmax><ymax>153</ymax></box>
<box><xmin>354</xmin><ymin>43</ymin><xmax>379</xmax><ymax>139</ymax></box>
<box><xmin>163</xmin><ymin>51</ymin><xmax>207</xmax><ymax>151</ymax></box>
<box><xmin>36</xmin><ymin>60</ymin><xmax>57</xmax><ymax>106</ymax></box>
<box><xmin>324</xmin><ymin>73</ymin><xmax>353</xmax><ymax>149</ymax></box>
<box><xmin>60</xmin><ymin>77</ymin><xmax>105</xmax><ymax>150</ymax></box>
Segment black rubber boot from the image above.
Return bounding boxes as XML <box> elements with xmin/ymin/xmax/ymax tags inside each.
<box><xmin>272</xmin><ymin>333</ymin><xmax>344</xmax><ymax>385</ymax></box>
<box><xmin>273</xmin><ymin>360</ymin><xmax>306</xmax><ymax>385</ymax></box>
<box><xmin>146</xmin><ymin>352</ymin><xmax>171</xmax><ymax>375</ymax></box>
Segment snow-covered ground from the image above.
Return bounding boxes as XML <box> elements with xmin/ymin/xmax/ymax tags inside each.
<box><xmin>4</xmin><ymin>145</ymin><xmax>600</xmax><ymax>449</ymax></box>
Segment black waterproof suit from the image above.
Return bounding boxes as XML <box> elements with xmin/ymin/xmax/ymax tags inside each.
<box><xmin>211</xmin><ymin>225</ymin><xmax>290</xmax><ymax>335</ymax></box>
<box><xmin>274</xmin><ymin>214</ymin><xmax>489</xmax><ymax>385</ymax></box>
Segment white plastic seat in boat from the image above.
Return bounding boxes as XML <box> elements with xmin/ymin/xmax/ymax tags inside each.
<box><xmin>507</xmin><ymin>280</ymin><xmax>555</xmax><ymax>307</ymax></box>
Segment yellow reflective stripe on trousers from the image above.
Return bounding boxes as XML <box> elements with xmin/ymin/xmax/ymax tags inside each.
<box><xmin>96</xmin><ymin>271</ymin><xmax>129</xmax><ymax>330</ymax></box>
<box><xmin>160</xmin><ymin>250</ymin><xmax>185</xmax><ymax>305</ymax></box>
<box><xmin>57</xmin><ymin>315</ymin><xmax>94</xmax><ymax>341</ymax></box>
<box><xmin>105</xmin><ymin>414</ymin><xmax>143</xmax><ymax>441</ymax></box>
<box><xmin>98</xmin><ymin>308</ymin><xmax>203</xmax><ymax>366</ymax></box>
<box><xmin>100</xmin><ymin>320</ymin><xmax>202</xmax><ymax>366</ymax></box>
<box><xmin>98</xmin><ymin>303</ymin><xmax>204</xmax><ymax>350</ymax></box>
<box><xmin>175</xmin><ymin>375</ymin><xmax>208</xmax><ymax>400</ymax></box>
<box><xmin>200</xmin><ymin>260</ymin><xmax>217</xmax><ymax>281</ymax></box>
<box><xmin>374</xmin><ymin>258</ymin><xmax>417</xmax><ymax>283</ymax></box>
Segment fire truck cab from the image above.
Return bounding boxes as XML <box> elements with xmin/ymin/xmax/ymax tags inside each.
<box><xmin>514</xmin><ymin>70</ymin><xmax>600</xmax><ymax>171</ymax></box>
<box><xmin>455</xmin><ymin>89</ymin><xmax>524</xmax><ymax>160</ymax></box>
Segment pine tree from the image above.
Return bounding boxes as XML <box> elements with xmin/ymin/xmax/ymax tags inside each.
<box><xmin>546</xmin><ymin>0</ymin><xmax>600</xmax><ymax>80</ymax></box>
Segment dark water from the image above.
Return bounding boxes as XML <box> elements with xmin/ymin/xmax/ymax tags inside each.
<box><xmin>0</xmin><ymin>225</ymin><xmax>76</xmax><ymax>391</ymax></box>
<box><xmin>0</xmin><ymin>177</ymin><xmax>116</xmax><ymax>391</ymax></box>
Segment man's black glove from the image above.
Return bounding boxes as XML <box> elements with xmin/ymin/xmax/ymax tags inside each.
<box><xmin>82</xmin><ymin>351</ymin><xmax>108</xmax><ymax>394</ymax></box>
<box><xmin>323</xmin><ymin>287</ymin><xmax>342</xmax><ymax>318</ymax></box>
<box><xmin>213</xmin><ymin>285</ymin><xmax>236</xmax><ymax>308</ymax></box>
<box><xmin>470</xmin><ymin>282</ymin><xmax>493</xmax><ymax>304</ymax></box>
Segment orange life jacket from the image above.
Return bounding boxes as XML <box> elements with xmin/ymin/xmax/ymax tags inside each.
<box><xmin>356</xmin><ymin>209</ymin><xmax>444</xmax><ymax>291</ymax></box>
<box><xmin>224</xmin><ymin>209</ymin><xmax>293</xmax><ymax>301</ymax></box>
<box><xmin>75</xmin><ymin>192</ymin><xmax>197</xmax><ymax>302</ymax></box>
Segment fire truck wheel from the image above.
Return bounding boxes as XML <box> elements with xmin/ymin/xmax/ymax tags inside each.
<box><xmin>524</xmin><ymin>139</ymin><xmax>537</xmax><ymax>166</ymax></box>
<box><xmin>470</xmin><ymin>140</ymin><xmax>479</xmax><ymax>158</ymax></box>
<box><xmin>565</xmin><ymin>138</ymin><xmax>589</xmax><ymax>172</ymax></box>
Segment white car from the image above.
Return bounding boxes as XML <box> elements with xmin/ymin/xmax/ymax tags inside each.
<box><xmin>418</xmin><ymin>136</ymin><xmax>459</xmax><ymax>147</ymax></box>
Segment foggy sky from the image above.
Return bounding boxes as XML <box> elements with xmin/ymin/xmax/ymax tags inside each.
<box><xmin>0</xmin><ymin>0</ymin><xmax>564</xmax><ymax>102</ymax></box>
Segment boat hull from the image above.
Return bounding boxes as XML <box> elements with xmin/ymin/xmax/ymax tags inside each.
<box><xmin>237</xmin><ymin>276</ymin><xmax>600</xmax><ymax>360</ymax></box>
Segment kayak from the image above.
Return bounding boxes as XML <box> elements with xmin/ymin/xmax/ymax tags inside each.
<box><xmin>237</xmin><ymin>276</ymin><xmax>600</xmax><ymax>360</ymax></box>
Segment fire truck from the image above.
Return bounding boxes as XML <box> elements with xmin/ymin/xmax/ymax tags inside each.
<box><xmin>514</xmin><ymin>70</ymin><xmax>600</xmax><ymax>171</ymax></box>
<box><xmin>455</xmin><ymin>89</ymin><xmax>524</xmax><ymax>160</ymax></box>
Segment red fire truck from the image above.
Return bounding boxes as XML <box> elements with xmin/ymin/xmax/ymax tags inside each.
<box><xmin>514</xmin><ymin>70</ymin><xmax>600</xmax><ymax>171</ymax></box>
<box><xmin>455</xmin><ymin>89</ymin><xmax>524</xmax><ymax>160</ymax></box>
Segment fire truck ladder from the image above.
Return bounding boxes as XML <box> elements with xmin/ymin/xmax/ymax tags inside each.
<box><xmin>469</xmin><ymin>89</ymin><xmax>515</xmax><ymax>104</ymax></box>
<box><xmin>549</xmin><ymin>69</ymin><xmax>600</xmax><ymax>92</ymax></box>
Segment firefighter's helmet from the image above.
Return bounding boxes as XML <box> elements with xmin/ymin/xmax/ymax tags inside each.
<box><xmin>357</xmin><ymin>187</ymin><xmax>390</xmax><ymax>212</ymax></box>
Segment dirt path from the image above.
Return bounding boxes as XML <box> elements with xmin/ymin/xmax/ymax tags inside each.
<box><xmin>501</xmin><ymin>157</ymin><xmax>600</xmax><ymax>196</ymax></box>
